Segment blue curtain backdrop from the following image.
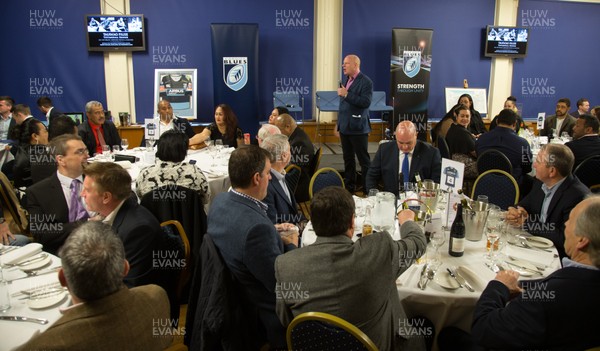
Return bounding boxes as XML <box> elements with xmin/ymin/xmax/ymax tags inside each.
<box><xmin>130</xmin><ymin>0</ymin><xmax>314</xmax><ymax>131</ymax></box>
<box><xmin>513</xmin><ymin>0</ymin><xmax>600</xmax><ymax>118</ymax></box>
<box><xmin>0</xmin><ymin>1</ymin><xmax>105</xmax><ymax>119</ymax></box>
<box><xmin>342</xmin><ymin>0</ymin><xmax>495</xmax><ymax>120</ymax></box>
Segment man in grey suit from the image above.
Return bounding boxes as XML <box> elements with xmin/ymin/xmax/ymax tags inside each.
<box><xmin>366</xmin><ymin>121</ymin><xmax>442</xmax><ymax>195</ymax></box>
<box><xmin>275</xmin><ymin>186</ymin><xmax>427</xmax><ymax>350</ymax></box>
<box><xmin>539</xmin><ymin>97</ymin><xmax>577</xmax><ymax>138</ymax></box>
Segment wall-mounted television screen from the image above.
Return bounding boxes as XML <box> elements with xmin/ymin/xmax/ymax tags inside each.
<box><xmin>85</xmin><ymin>14</ymin><xmax>146</xmax><ymax>52</ymax></box>
<box><xmin>484</xmin><ymin>25</ymin><xmax>529</xmax><ymax>58</ymax></box>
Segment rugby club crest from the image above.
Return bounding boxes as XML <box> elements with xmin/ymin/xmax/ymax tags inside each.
<box><xmin>402</xmin><ymin>51</ymin><xmax>421</xmax><ymax>78</ymax></box>
<box><xmin>223</xmin><ymin>57</ymin><xmax>248</xmax><ymax>91</ymax></box>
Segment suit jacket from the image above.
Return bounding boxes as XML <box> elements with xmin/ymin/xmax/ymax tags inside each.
<box><xmin>289</xmin><ymin>126</ymin><xmax>315</xmax><ymax>203</ymax></box>
<box><xmin>208</xmin><ymin>191</ymin><xmax>296</xmax><ymax>348</ymax></box>
<box><xmin>476</xmin><ymin>127</ymin><xmax>533</xmax><ymax>183</ymax></box>
<box><xmin>518</xmin><ymin>175</ymin><xmax>590</xmax><ymax>258</ymax></box>
<box><xmin>472</xmin><ymin>266</ymin><xmax>600</xmax><ymax>350</ymax></box>
<box><xmin>25</xmin><ymin>172</ymin><xmax>86</xmax><ymax>255</ymax></box>
<box><xmin>565</xmin><ymin>135</ymin><xmax>600</xmax><ymax>169</ymax></box>
<box><xmin>264</xmin><ymin>170</ymin><xmax>300</xmax><ymax>224</ymax></box>
<box><xmin>78</xmin><ymin>120</ymin><xmax>121</xmax><ymax>155</ymax></box>
<box><xmin>539</xmin><ymin>114</ymin><xmax>576</xmax><ymax>138</ymax></box>
<box><xmin>112</xmin><ymin>198</ymin><xmax>165</xmax><ymax>287</ymax></box>
<box><xmin>366</xmin><ymin>140</ymin><xmax>442</xmax><ymax>194</ymax></box>
<box><xmin>48</xmin><ymin>106</ymin><xmax>63</xmax><ymax>123</ymax></box>
<box><xmin>275</xmin><ymin>222</ymin><xmax>427</xmax><ymax>350</ymax></box>
<box><xmin>338</xmin><ymin>72</ymin><xmax>373</xmax><ymax>135</ymax></box>
<box><xmin>16</xmin><ymin>285</ymin><xmax>172</xmax><ymax>351</ymax></box>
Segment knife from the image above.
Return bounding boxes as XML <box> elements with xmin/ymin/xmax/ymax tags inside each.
<box><xmin>454</xmin><ymin>270</ymin><xmax>475</xmax><ymax>292</ymax></box>
<box><xmin>0</xmin><ymin>316</ymin><xmax>49</xmax><ymax>325</ymax></box>
<box><xmin>446</xmin><ymin>268</ymin><xmax>464</xmax><ymax>289</ymax></box>
<box><xmin>417</xmin><ymin>265</ymin><xmax>428</xmax><ymax>290</ymax></box>
<box><xmin>504</xmin><ymin>261</ymin><xmax>543</xmax><ymax>275</ymax></box>
<box><xmin>6</xmin><ymin>266</ymin><xmax>61</xmax><ymax>282</ymax></box>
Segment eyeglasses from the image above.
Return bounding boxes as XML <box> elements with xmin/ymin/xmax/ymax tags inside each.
<box><xmin>73</xmin><ymin>149</ymin><xmax>89</xmax><ymax>155</ymax></box>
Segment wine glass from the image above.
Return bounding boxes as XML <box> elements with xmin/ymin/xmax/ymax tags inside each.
<box><xmin>204</xmin><ymin>139</ymin><xmax>213</xmax><ymax>149</ymax></box>
<box><xmin>485</xmin><ymin>210</ymin><xmax>501</xmax><ymax>264</ymax></box>
<box><xmin>214</xmin><ymin>139</ymin><xmax>224</xmax><ymax>158</ymax></box>
<box><xmin>121</xmin><ymin>138</ymin><xmax>129</xmax><ymax>151</ymax></box>
<box><xmin>146</xmin><ymin>138</ymin><xmax>156</xmax><ymax>149</ymax></box>
<box><xmin>101</xmin><ymin>145</ymin><xmax>110</xmax><ymax>160</ymax></box>
<box><xmin>430</xmin><ymin>230</ymin><xmax>446</xmax><ymax>252</ymax></box>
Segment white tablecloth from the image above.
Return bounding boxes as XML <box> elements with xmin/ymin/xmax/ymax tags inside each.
<box><xmin>1</xmin><ymin>254</ymin><xmax>68</xmax><ymax>350</ymax></box>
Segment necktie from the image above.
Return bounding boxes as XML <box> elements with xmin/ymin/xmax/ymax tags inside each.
<box><xmin>69</xmin><ymin>179</ymin><xmax>89</xmax><ymax>222</ymax></box>
<box><xmin>402</xmin><ymin>152</ymin><xmax>410</xmax><ymax>184</ymax></box>
<box><xmin>97</xmin><ymin>127</ymin><xmax>107</xmax><ymax>147</ymax></box>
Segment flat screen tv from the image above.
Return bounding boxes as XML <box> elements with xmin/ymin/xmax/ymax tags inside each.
<box><xmin>85</xmin><ymin>14</ymin><xmax>146</xmax><ymax>52</ymax></box>
<box><xmin>484</xmin><ymin>25</ymin><xmax>529</xmax><ymax>58</ymax></box>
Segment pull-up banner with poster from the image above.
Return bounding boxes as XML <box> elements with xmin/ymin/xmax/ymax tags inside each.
<box><xmin>211</xmin><ymin>23</ymin><xmax>259</xmax><ymax>135</ymax></box>
<box><xmin>390</xmin><ymin>28</ymin><xmax>433</xmax><ymax>141</ymax></box>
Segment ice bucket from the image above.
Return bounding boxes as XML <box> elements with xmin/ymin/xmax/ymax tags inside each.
<box><xmin>463</xmin><ymin>200</ymin><xmax>490</xmax><ymax>241</ymax></box>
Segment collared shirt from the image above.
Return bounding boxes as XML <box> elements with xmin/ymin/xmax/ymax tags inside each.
<box><xmin>540</xmin><ymin>177</ymin><xmax>566</xmax><ymax>222</ymax></box>
<box><xmin>102</xmin><ymin>199</ymin><xmax>126</xmax><ymax>226</ymax></box>
<box><xmin>88</xmin><ymin>120</ymin><xmax>105</xmax><ymax>155</ymax></box>
<box><xmin>230</xmin><ymin>188</ymin><xmax>268</xmax><ymax>214</ymax></box>
<box><xmin>271</xmin><ymin>169</ymin><xmax>292</xmax><ymax>203</ymax></box>
<box><xmin>0</xmin><ymin>114</ymin><xmax>12</xmax><ymax>140</ymax></box>
<box><xmin>346</xmin><ymin>69</ymin><xmax>360</xmax><ymax>90</ymax></box>
<box><xmin>56</xmin><ymin>171</ymin><xmax>87</xmax><ymax>213</ymax></box>
<box><xmin>45</xmin><ymin>107</ymin><xmax>54</xmax><ymax>120</ymax></box>
<box><xmin>158</xmin><ymin>117</ymin><xmax>174</xmax><ymax>137</ymax></box>
<box><xmin>562</xmin><ymin>257</ymin><xmax>599</xmax><ymax>271</ymax></box>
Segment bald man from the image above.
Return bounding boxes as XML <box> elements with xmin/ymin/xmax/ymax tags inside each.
<box><xmin>366</xmin><ymin>121</ymin><xmax>441</xmax><ymax>195</ymax></box>
<box><xmin>336</xmin><ymin>54</ymin><xmax>373</xmax><ymax>192</ymax></box>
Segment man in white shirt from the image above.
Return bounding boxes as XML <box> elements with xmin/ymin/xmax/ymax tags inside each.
<box><xmin>539</xmin><ymin>98</ymin><xmax>577</xmax><ymax>138</ymax></box>
<box><xmin>0</xmin><ymin>96</ymin><xmax>15</xmax><ymax>140</ymax></box>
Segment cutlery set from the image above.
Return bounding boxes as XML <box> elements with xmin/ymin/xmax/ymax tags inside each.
<box><xmin>447</xmin><ymin>268</ymin><xmax>475</xmax><ymax>292</ymax></box>
<box><xmin>416</xmin><ymin>265</ymin><xmax>476</xmax><ymax>292</ymax></box>
<box><xmin>6</xmin><ymin>266</ymin><xmax>61</xmax><ymax>282</ymax></box>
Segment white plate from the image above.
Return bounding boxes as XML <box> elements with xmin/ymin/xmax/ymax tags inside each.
<box><xmin>434</xmin><ymin>271</ymin><xmax>461</xmax><ymax>289</ymax></box>
<box><xmin>28</xmin><ymin>291</ymin><xmax>68</xmax><ymax>310</ymax></box>
<box><xmin>523</xmin><ymin>236</ymin><xmax>553</xmax><ymax>249</ymax></box>
<box><xmin>504</xmin><ymin>259</ymin><xmax>537</xmax><ymax>277</ymax></box>
<box><xmin>456</xmin><ymin>266</ymin><xmax>484</xmax><ymax>291</ymax></box>
<box><xmin>19</xmin><ymin>255</ymin><xmax>52</xmax><ymax>272</ymax></box>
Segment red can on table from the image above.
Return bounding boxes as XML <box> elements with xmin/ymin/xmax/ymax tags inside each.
<box><xmin>244</xmin><ymin>133</ymin><xmax>251</xmax><ymax>145</ymax></box>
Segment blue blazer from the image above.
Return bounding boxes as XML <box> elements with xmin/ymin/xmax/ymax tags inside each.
<box><xmin>338</xmin><ymin>72</ymin><xmax>372</xmax><ymax>135</ymax></box>
<box><xmin>565</xmin><ymin>135</ymin><xmax>600</xmax><ymax>169</ymax></box>
<box><xmin>366</xmin><ymin>140</ymin><xmax>442</xmax><ymax>194</ymax></box>
<box><xmin>264</xmin><ymin>170</ymin><xmax>300</xmax><ymax>225</ymax></box>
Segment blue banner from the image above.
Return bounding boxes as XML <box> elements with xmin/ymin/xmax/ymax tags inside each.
<box><xmin>343</xmin><ymin>0</ymin><xmax>494</xmax><ymax>120</ymax></box>
<box><xmin>211</xmin><ymin>24</ymin><xmax>259</xmax><ymax>135</ymax></box>
<box><xmin>513</xmin><ymin>0</ymin><xmax>600</xmax><ymax>118</ymax></box>
<box><xmin>130</xmin><ymin>0</ymin><xmax>313</xmax><ymax>129</ymax></box>
<box><xmin>0</xmin><ymin>1</ymin><xmax>105</xmax><ymax>118</ymax></box>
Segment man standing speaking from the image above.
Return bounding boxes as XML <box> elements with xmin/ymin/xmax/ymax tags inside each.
<box><xmin>336</xmin><ymin>54</ymin><xmax>372</xmax><ymax>193</ymax></box>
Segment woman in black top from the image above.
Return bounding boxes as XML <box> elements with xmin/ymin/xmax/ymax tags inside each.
<box><xmin>445</xmin><ymin>104</ymin><xmax>478</xmax><ymax>178</ymax></box>
<box><xmin>12</xmin><ymin>118</ymin><xmax>49</xmax><ymax>188</ymax></box>
<box><xmin>458</xmin><ymin>94</ymin><xmax>486</xmax><ymax>136</ymax></box>
<box><xmin>195</xmin><ymin>104</ymin><xmax>243</xmax><ymax>148</ymax></box>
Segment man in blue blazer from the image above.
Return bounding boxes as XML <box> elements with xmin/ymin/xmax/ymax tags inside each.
<box><xmin>336</xmin><ymin>54</ymin><xmax>372</xmax><ymax>192</ymax></box>
<box><xmin>260</xmin><ymin>134</ymin><xmax>303</xmax><ymax>225</ymax></box>
<box><xmin>366</xmin><ymin>121</ymin><xmax>441</xmax><ymax>195</ymax></box>
<box><xmin>208</xmin><ymin>146</ymin><xmax>298</xmax><ymax>348</ymax></box>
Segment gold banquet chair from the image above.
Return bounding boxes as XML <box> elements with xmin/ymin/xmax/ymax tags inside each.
<box><xmin>287</xmin><ymin>312</ymin><xmax>378</xmax><ymax>351</ymax></box>
<box><xmin>0</xmin><ymin>171</ymin><xmax>29</xmax><ymax>234</ymax></box>
<box><xmin>471</xmin><ymin>169</ymin><xmax>519</xmax><ymax>210</ymax></box>
<box><xmin>308</xmin><ymin>167</ymin><xmax>344</xmax><ymax>199</ymax></box>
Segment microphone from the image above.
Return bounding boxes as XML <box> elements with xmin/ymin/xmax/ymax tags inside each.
<box><xmin>339</xmin><ymin>80</ymin><xmax>343</xmax><ymax>88</ymax></box>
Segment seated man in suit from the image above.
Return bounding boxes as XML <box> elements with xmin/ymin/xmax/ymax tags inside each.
<box><xmin>81</xmin><ymin>162</ymin><xmax>164</xmax><ymax>287</ymax></box>
<box><xmin>78</xmin><ymin>100</ymin><xmax>121</xmax><ymax>156</ymax></box>
<box><xmin>565</xmin><ymin>114</ymin><xmax>600</xmax><ymax>169</ymax></box>
<box><xmin>366</xmin><ymin>120</ymin><xmax>441</xmax><ymax>195</ymax></box>
<box><xmin>141</xmin><ymin>100</ymin><xmax>196</xmax><ymax>147</ymax></box>
<box><xmin>440</xmin><ymin>196</ymin><xmax>600</xmax><ymax>351</ymax></box>
<box><xmin>275</xmin><ymin>113</ymin><xmax>314</xmax><ymax>202</ymax></box>
<box><xmin>275</xmin><ymin>186</ymin><xmax>427</xmax><ymax>350</ymax></box>
<box><xmin>506</xmin><ymin>144</ymin><xmax>590</xmax><ymax>258</ymax></box>
<box><xmin>476</xmin><ymin>108</ymin><xmax>534</xmax><ymax>196</ymax></box>
<box><xmin>17</xmin><ymin>221</ymin><xmax>172</xmax><ymax>351</ymax></box>
<box><xmin>260</xmin><ymin>134</ymin><xmax>303</xmax><ymax>226</ymax></box>
<box><xmin>208</xmin><ymin>146</ymin><xmax>298</xmax><ymax>349</ymax></box>
<box><xmin>26</xmin><ymin>134</ymin><xmax>90</xmax><ymax>255</ymax></box>
<box><xmin>538</xmin><ymin>97</ymin><xmax>577</xmax><ymax>139</ymax></box>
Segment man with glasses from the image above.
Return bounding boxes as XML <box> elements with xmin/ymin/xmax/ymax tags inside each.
<box><xmin>26</xmin><ymin>134</ymin><xmax>90</xmax><ymax>255</ymax></box>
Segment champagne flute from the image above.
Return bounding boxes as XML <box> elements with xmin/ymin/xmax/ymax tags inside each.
<box><xmin>121</xmin><ymin>138</ymin><xmax>129</xmax><ymax>151</ymax></box>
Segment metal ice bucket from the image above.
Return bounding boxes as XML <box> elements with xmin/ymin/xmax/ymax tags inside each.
<box><xmin>418</xmin><ymin>180</ymin><xmax>441</xmax><ymax>213</ymax></box>
<box><xmin>464</xmin><ymin>200</ymin><xmax>490</xmax><ymax>241</ymax></box>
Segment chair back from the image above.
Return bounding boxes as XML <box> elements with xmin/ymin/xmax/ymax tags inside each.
<box><xmin>284</xmin><ymin>164</ymin><xmax>302</xmax><ymax>194</ymax></box>
<box><xmin>158</xmin><ymin>220</ymin><xmax>190</xmax><ymax>323</ymax></box>
<box><xmin>471</xmin><ymin>170</ymin><xmax>519</xmax><ymax>210</ymax></box>
<box><xmin>287</xmin><ymin>312</ymin><xmax>378</xmax><ymax>351</ymax></box>
<box><xmin>369</xmin><ymin>91</ymin><xmax>394</xmax><ymax>112</ymax></box>
<box><xmin>309</xmin><ymin>167</ymin><xmax>344</xmax><ymax>199</ymax></box>
<box><xmin>0</xmin><ymin>172</ymin><xmax>29</xmax><ymax>234</ymax></box>
<box><xmin>477</xmin><ymin>149</ymin><xmax>513</xmax><ymax>174</ymax></box>
<box><xmin>309</xmin><ymin>147</ymin><xmax>323</xmax><ymax>176</ymax></box>
<box><xmin>315</xmin><ymin>91</ymin><xmax>340</xmax><ymax>112</ymax></box>
<box><xmin>273</xmin><ymin>92</ymin><xmax>302</xmax><ymax>112</ymax></box>
<box><xmin>140</xmin><ymin>185</ymin><xmax>207</xmax><ymax>258</ymax></box>
<box><xmin>574</xmin><ymin>155</ymin><xmax>600</xmax><ymax>189</ymax></box>
<box><xmin>437</xmin><ymin>136</ymin><xmax>451</xmax><ymax>159</ymax></box>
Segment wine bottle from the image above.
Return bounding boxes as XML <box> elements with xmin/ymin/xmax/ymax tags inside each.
<box><xmin>448</xmin><ymin>203</ymin><xmax>465</xmax><ymax>257</ymax></box>
<box><xmin>415</xmin><ymin>172</ymin><xmax>423</xmax><ymax>189</ymax></box>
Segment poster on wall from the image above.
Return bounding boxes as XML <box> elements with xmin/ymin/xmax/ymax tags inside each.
<box><xmin>390</xmin><ymin>28</ymin><xmax>434</xmax><ymax>141</ymax></box>
<box><xmin>154</xmin><ymin>69</ymin><xmax>197</xmax><ymax>119</ymax></box>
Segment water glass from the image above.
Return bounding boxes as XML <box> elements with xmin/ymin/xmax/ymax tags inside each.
<box><xmin>146</xmin><ymin>139</ymin><xmax>156</xmax><ymax>149</ymax></box>
<box><xmin>101</xmin><ymin>145</ymin><xmax>110</xmax><ymax>160</ymax></box>
<box><xmin>0</xmin><ymin>270</ymin><xmax>10</xmax><ymax>312</ymax></box>
<box><xmin>121</xmin><ymin>138</ymin><xmax>129</xmax><ymax>151</ymax></box>
<box><xmin>477</xmin><ymin>195</ymin><xmax>488</xmax><ymax>203</ymax></box>
<box><xmin>367</xmin><ymin>189</ymin><xmax>378</xmax><ymax>208</ymax></box>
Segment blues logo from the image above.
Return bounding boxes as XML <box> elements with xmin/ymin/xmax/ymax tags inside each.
<box><xmin>403</xmin><ymin>51</ymin><xmax>421</xmax><ymax>78</ymax></box>
<box><xmin>223</xmin><ymin>57</ymin><xmax>248</xmax><ymax>91</ymax></box>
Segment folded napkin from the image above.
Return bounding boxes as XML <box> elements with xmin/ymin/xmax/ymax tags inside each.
<box><xmin>0</xmin><ymin>243</ymin><xmax>43</xmax><ymax>266</ymax></box>
<box><xmin>505</xmin><ymin>244</ymin><xmax>556</xmax><ymax>267</ymax></box>
<box><xmin>114</xmin><ymin>160</ymin><xmax>132</xmax><ymax>169</ymax></box>
<box><xmin>457</xmin><ymin>265</ymin><xmax>486</xmax><ymax>291</ymax></box>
